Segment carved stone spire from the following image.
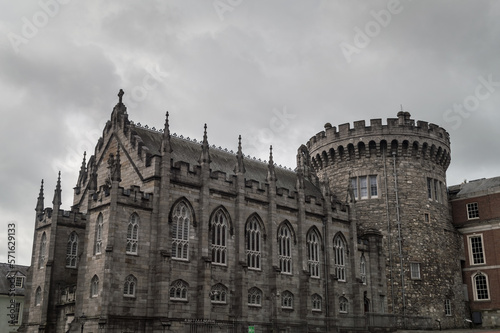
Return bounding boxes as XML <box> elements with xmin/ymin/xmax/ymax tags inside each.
<box><xmin>161</xmin><ymin>112</ymin><xmax>172</xmax><ymax>154</ymax></box>
<box><xmin>267</xmin><ymin>145</ymin><xmax>277</xmax><ymax>182</ymax></box>
<box><xmin>110</xmin><ymin>147</ymin><xmax>122</xmax><ymax>182</ymax></box>
<box><xmin>88</xmin><ymin>155</ymin><xmax>97</xmax><ymax>191</ymax></box>
<box><xmin>36</xmin><ymin>179</ymin><xmax>44</xmax><ymax>213</ymax></box>
<box><xmin>76</xmin><ymin>151</ymin><xmax>87</xmax><ymax>187</ymax></box>
<box><xmin>52</xmin><ymin>172</ymin><xmax>62</xmax><ymax>208</ymax></box>
<box><xmin>234</xmin><ymin>135</ymin><xmax>246</xmax><ymax>174</ymax></box>
<box><xmin>199</xmin><ymin>124</ymin><xmax>211</xmax><ymax>164</ymax></box>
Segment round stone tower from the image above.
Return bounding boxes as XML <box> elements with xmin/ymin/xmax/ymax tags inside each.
<box><xmin>307</xmin><ymin>111</ymin><xmax>465</xmax><ymax>328</ymax></box>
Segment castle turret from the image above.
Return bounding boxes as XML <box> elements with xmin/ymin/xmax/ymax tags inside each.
<box><xmin>307</xmin><ymin>111</ymin><xmax>464</xmax><ymax>328</ymax></box>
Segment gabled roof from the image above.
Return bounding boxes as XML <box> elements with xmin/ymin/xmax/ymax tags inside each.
<box><xmin>0</xmin><ymin>263</ymin><xmax>29</xmax><ymax>296</ymax></box>
<box><xmin>132</xmin><ymin>126</ymin><xmax>323</xmax><ymax>198</ymax></box>
<box><xmin>449</xmin><ymin>176</ymin><xmax>500</xmax><ymax>199</ymax></box>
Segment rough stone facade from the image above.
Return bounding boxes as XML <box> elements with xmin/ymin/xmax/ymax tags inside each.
<box><xmin>307</xmin><ymin>111</ymin><xmax>466</xmax><ymax>328</ymax></box>
<box><xmin>20</xmin><ymin>91</ymin><xmax>390</xmax><ymax>333</ymax></box>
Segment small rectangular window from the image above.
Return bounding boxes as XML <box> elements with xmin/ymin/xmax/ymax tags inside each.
<box><xmin>15</xmin><ymin>276</ymin><xmax>24</xmax><ymax>288</ymax></box>
<box><xmin>467</xmin><ymin>202</ymin><xmax>479</xmax><ymax>220</ymax></box>
<box><xmin>351</xmin><ymin>178</ymin><xmax>358</xmax><ymax>200</ymax></box>
<box><xmin>434</xmin><ymin>179</ymin><xmax>439</xmax><ymax>202</ymax></box>
<box><xmin>444</xmin><ymin>299</ymin><xmax>452</xmax><ymax>316</ymax></box>
<box><xmin>410</xmin><ymin>262</ymin><xmax>421</xmax><ymax>279</ymax></box>
<box><xmin>424</xmin><ymin>213</ymin><xmax>430</xmax><ymax>223</ymax></box>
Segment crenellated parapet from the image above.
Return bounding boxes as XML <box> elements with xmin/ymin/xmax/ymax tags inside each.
<box><xmin>307</xmin><ymin>112</ymin><xmax>451</xmax><ymax>172</ymax></box>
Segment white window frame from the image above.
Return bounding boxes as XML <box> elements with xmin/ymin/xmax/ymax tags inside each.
<box><xmin>472</xmin><ymin>272</ymin><xmax>490</xmax><ymax>301</ymax></box>
<box><xmin>444</xmin><ymin>299</ymin><xmax>452</xmax><ymax>316</ymax></box>
<box><xmin>312</xmin><ymin>294</ymin><xmax>322</xmax><ymax>312</ymax></box>
<box><xmin>467</xmin><ymin>202</ymin><xmax>479</xmax><ymax>220</ymax></box>
<box><xmin>334</xmin><ymin>235</ymin><xmax>346</xmax><ymax>282</ymax></box>
<box><xmin>15</xmin><ymin>276</ymin><xmax>24</xmax><ymax>288</ymax></box>
<box><xmin>123</xmin><ymin>275</ymin><xmax>137</xmax><ymax>297</ymax></box>
<box><xmin>95</xmin><ymin>214</ymin><xmax>103</xmax><ymax>255</ymax></box>
<box><xmin>339</xmin><ymin>296</ymin><xmax>348</xmax><ymax>313</ymax></box>
<box><xmin>351</xmin><ymin>175</ymin><xmax>378</xmax><ymax>200</ymax></box>
<box><xmin>91</xmin><ymin>275</ymin><xmax>99</xmax><ymax>297</ymax></box>
<box><xmin>410</xmin><ymin>262</ymin><xmax>421</xmax><ymax>280</ymax></box>
<box><xmin>468</xmin><ymin>234</ymin><xmax>485</xmax><ymax>265</ymax></box>
<box><xmin>210</xmin><ymin>283</ymin><xmax>228</xmax><ymax>304</ymax></box>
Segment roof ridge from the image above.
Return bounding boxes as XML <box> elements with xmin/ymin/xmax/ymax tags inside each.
<box><xmin>132</xmin><ymin>121</ymin><xmax>295</xmax><ymax>171</ymax></box>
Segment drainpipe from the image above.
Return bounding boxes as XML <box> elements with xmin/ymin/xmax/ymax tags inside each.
<box><xmin>393</xmin><ymin>151</ymin><xmax>406</xmax><ymax>327</ymax></box>
<box><xmin>383</xmin><ymin>150</ymin><xmax>395</xmax><ymax>313</ymax></box>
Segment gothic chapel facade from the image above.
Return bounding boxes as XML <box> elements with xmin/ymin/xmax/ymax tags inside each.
<box><xmin>20</xmin><ymin>91</ymin><xmax>464</xmax><ymax>333</ymax></box>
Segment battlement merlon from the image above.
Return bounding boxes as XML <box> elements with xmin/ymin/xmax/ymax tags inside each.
<box><xmin>307</xmin><ymin>112</ymin><xmax>451</xmax><ymax>150</ymax></box>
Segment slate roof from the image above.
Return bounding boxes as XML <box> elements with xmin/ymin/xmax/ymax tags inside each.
<box><xmin>132</xmin><ymin>126</ymin><xmax>323</xmax><ymax>198</ymax></box>
<box><xmin>450</xmin><ymin>176</ymin><xmax>500</xmax><ymax>199</ymax></box>
<box><xmin>0</xmin><ymin>263</ymin><xmax>29</xmax><ymax>296</ymax></box>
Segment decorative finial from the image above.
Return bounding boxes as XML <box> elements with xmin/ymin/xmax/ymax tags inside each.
<box><xmin>199</xmin><ymin>123</ymin><xmax>211</xmax><ymax>164</ymax></box>
<box><xmin>400</xmin><ymin>104</ymin><xmax>404</xmax><ymax>112</ymax></box>
<box><xmin>36</xmin><ymin>179</ymin><xmax>45</xmax><ymax>212</ymax></box>
<box><xmin>235</xmin><ymin>135</ymin><xmax>245</xmax><ymax>174</ymax></box>
<box><xmin>118</xmin><ymin>89</ymin><xmax>124</xmax><ymax>105</ymax></box>
<box><xmin>267</xmin><ymin>145</ymin><xmax>276</xmax><ymax>182</ymax></box>
<box><xmin>52</xmin><ymin>171</ymin><xmax>62</xmax><ymax>207</ymax></box>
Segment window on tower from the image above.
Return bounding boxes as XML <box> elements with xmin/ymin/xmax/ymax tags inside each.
<box><xmin>350</xmin><ymin>175</ymin><xmax>378</xmax><ymax>200</ymax></box>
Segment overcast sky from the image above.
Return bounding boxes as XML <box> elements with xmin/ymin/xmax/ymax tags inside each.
<box><xmin>1</xmin><ymin>0</ymin><xmax>499</xmax><ymax>265</ymax></box>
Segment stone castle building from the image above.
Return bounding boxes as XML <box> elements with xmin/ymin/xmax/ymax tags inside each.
<box><xmin>20</xmin><ymin>91</ymin><xmax>466</xmax><ymax>332</ymax></box>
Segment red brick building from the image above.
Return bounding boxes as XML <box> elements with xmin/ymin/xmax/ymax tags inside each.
<box><xmin>450</xmin><ymin>177</ymin><xmax>500</xmax><ymax>327</ymax></box>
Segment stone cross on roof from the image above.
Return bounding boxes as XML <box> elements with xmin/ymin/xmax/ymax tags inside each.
<box><xmin>118</xmin><ymin>89</ymin><xmax>124</xmax><ymax>104</ymax></box>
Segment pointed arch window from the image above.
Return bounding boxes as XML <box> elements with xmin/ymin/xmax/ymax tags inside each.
<box><xmin>39</xmin><ymin>232</ymin><xmax>46</xmax><ymax>269</ymax></box>
<box><xmin>124</xmin><ymin>275</ymin><xmax>137</xmax><ymax>297</ymax></box>
<box><xmin>360</xmin><ymin>254</ymin><xmax>367</xmax><ymax>284</ymax></box>
<box><xmin>339</xmin><ymin>296</ymin><xmax>348</xmax><ymax>313</ymax></box>
<box><xmin>278</xmin><ymin>224</ymin><xmax>293</xmax><ymax>274</ymax></box>
<box><xmin>248</xmin><ymin>287</ymin><xmax>262</xmax><ymax>307</ymax></box>
<box><xmin>334</xmin><ymin>234</ymin><xmax>347</xmax><ymax>282</ymax></box>
<box><xmin>95</xmin><ymin>214</ymin><xmax>103</xmax><ymax>255</ymax></box>
<box><xmin>91</xmin><ymin>275</ymin><xmax>99</xmax><ymax>297</ymax></box>
<box><xmin>169</xmin><ymin>280</ymin><xmax>188</xmax><ymax>301</ymax></box>
<box><xmin>211</xmin><ymin>209</ymin><xmax>228</xmax><ymax>265</ymax></box>
<box><xmin>126</xmin><ymin>214</ymin><xmax>139</xmax><ymax>254</ymax></box>
<box><xmin>35</xmin><ymin>287</ymin><xmax>42</xmax><ymax>306</ymax></box>
<box><xmin>171</xmin><ymin>201</ymin><xmax>191</xmax><ymax>260</ymax></box>
<box><xmin>210</xmin><ymin>283</ymin><xmax>228</xmax><ymax>304</ymax></box>
<box><xmin>281</xmin><ymin>290</ymin><xmax>293</xmax><ymax>309</ymax></box>
<box><xmin>307</xmin><ymin>230</ymin><xmax>320</xmax><ymax>278</ymax></box>
<box><xmin>66</xmin><ymin>232</ymin><xmax>78</xmax><ymax>268</ymax></box>
<box><xmin>473</xmin><ymin>272</ymin><xmax>490</xmax><ymax>300</ymax></box>
<box><xmin>312</xmin><ymin>294</ymin><xmax>322</xmax><ymax>311</ymax></box>
<box><xmin>246</xmin><ymin>216</ymin><xmax>261</xmax><ymax>270</ymax></box>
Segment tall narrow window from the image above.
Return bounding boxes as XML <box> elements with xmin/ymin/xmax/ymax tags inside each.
<box><xmin>169</xmin><ymin>280</ymin><xmax>188</xmax><ymax>301</ymax></box>
<box><xmin>410</xmin><ymin>262</ymin><xmax>421</xmax><ymax>279</ymax></box>
<box><xmin>369</xmin><ymin>175</ymin><xmax>378</xmax><ymax>197</ymax></box>
<box><xmin>467</xmin><ymin>202</ymin><xmax>479</xmax><ymax>220</ymax></box>
<box><xmin>246</xmin><ymin>216</ymin><xmax>261</xmax><ymax>270</ymax></box>
<box><xmin>307</xmin><ymin>230</ymin><xmax>320</xmax><ymax>278</ymax></box>
<box><xmin>444</xmin><ymin>299</ymin><xmax>452</xmax><ymax>316</ymax></box>
<box><xmin>210</xmin><ymin>283</ymin><xmax>227</xmax><ymax>304</ymax></box>
<box><xmin>39</xmin><ymin>232</ymin><xmax>46</xmax><ymax>269</ymax></box>
<box><xmin>66</xmin><ymin>232</ymin><xmax>78</xmax><ymax>268</ymax></box>
<box><xmin>281</xmin><ymin>291</ymin><xmax>293</xmax><ymax>309</ymax></box>
<box><xmin>468</xmin><ymin>235</ymin><xmax>485</xmax><ymax>265</ymax></box>
<box><xmin>334</xmin><ymin>234</ymin><xmax>346</xmax><ymax>281</ymax></box>
<box><xmin>35</xmin><ymin>287</ymin><xmax>42</xmax><ymax>306</ymax></box>
<box><xmin>171</xmin><ymin>201</ymin><xmax>190</xmax><ymax>260</ymax></box>
<box><xmin>360</xmin><ymin>254</ymin><xmax>367</xmax><ymax>284</ymax></box>
<box><xmin>123</xmin><ymin>275</ymin><xmax>137</xmax><ymax>297</ymax></box>
<box><xmin>473</xmin><ymin>272</ymin><xmax>490</xmax><ymax>300</ymax></box>
<box><xmin>339</xmin><ymin>296</ymin><xmax>348</xmax><ymax>313</ymax></box>
<box><xmin>278</xmin><ymin>224</ymin><xmax>293</xmax><ymax>274</ymax></box>
<box><xmin>95</xmin><ymin>214</ymin><xmax>103</xmax><ymax>255</ymax></box>
<box><xmin>351</xmin><ymin>178</ymin><xmax>358</xmax><ymax>200</ymax></box>
<box><xmin>248</xmin><ymin>287</ymin><xmax>262</xmax><ymax>306</ymax></box>
<box><xmin>11</xmin><ymin>302</ymin><xmax>21</xmax><ymax>324</ymax></box>
<box><xmin>312</xmin><ymin>294</ymin><xmax>322</xmax><ymax>311</ymax></box>
<box><xmin>427</xmin><ymin>178</ymin><xmax>433</xmax><ymax>199</ymax></box>
<box><xmin>360</xmin><ymin>176</ymin><xmax>368</xmax><ymax>198</ymax></box>
<box><xmin>211</xmin><ymin>209</ymin><xmax>228</xmax><ymax>265</ymax></box>
<box><xmin>126</xmin><ymin>214</ymin><xmax>139</xmax><ymax>254</ymax></box>
<box><xmin>91</xmin><ymin>275</ymin><xmax>99</xmax><ymax>297</ymax></box>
